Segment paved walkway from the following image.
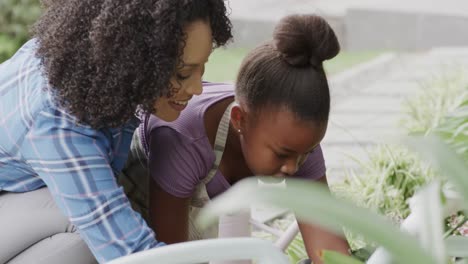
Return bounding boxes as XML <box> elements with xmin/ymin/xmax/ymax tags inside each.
<box><xmin>323</xmin><ymin>49</ymin><xmax>468</xmax><ymax>182</ymax></box>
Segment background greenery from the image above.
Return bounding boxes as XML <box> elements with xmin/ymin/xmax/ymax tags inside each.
<box><xmin>330</xmin><ymin>70</ymin><xmax>468</xmax><ymax>252</ymax></box>
<box><xmin>0</xmin><ymin>0</ymin><xmax>41</xmax><ymax>62</ymax></box>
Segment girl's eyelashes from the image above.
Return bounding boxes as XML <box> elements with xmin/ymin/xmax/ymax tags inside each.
<box><xmin>275</xmin><ymin>152</ymin><xmax>290</xmax><ymax>159</ymax></box>
<box><xmin>308</xmin><ymin>147</ymin><xmax>317</xmax><ymax>154</ymax></box>
<box><xmin>276</xmin><ymin>149</ymin><xmax>313</xmax><ymax>162</ymax></box>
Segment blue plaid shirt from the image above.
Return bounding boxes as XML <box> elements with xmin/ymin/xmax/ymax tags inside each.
<box><xmin>0</xmin><ymin>40</ymin><xmax>164</xmax><ymax>263</ymax></box>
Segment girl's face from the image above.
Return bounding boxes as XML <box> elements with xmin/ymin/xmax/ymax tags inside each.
<box><xmin>232</xmin><ymin>105</ymin><xmax>327</xmax><ymax>177</ymax></box>
<box><xmin>153</xmin><ymin>19</ymin><xmax>213</xmax><ymax>122</ymax></box>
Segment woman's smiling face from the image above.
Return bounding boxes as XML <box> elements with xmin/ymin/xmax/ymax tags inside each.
<box><xmin>153</xmin><ymin>19</ymin><xmax>213</xmax><ymax>122</ymax></box>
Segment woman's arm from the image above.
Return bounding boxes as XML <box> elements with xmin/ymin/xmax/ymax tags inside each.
<box><xmin>23</xmin><ymin>110</ymin><xmax>162</xmax><ymax>263</ymax></box>
<box><xmin>298</xmin><ymin>176</ymin><xmax>350</xmax><ymax>264</ymax></box>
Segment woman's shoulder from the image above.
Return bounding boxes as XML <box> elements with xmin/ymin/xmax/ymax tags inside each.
<box><xmin>0</xmin><ymin>39</ymin><xmax>58</xmax><ymax>127</ymax></box>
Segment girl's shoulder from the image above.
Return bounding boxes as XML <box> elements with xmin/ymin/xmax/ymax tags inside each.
<box><xmin>145</xmin><ymin>82</ymin><xmax>235</xmax><ymax>141</ymax></box>
<box><xmin>294</xmin><ymin>145</ymin><xmax>326</xmax><ymax>181</ymax></box>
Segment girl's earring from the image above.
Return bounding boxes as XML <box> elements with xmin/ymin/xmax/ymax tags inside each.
<box><xmin>238</xmin><ymin>129</ymin><xmax>241</xmax><ymax>134</ymax></box>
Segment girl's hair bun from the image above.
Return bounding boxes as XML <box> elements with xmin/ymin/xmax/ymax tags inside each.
<box><xmin>273</xmin><ymin>14</ymin><xmax>340</xmax><ymax>67</ymax></box>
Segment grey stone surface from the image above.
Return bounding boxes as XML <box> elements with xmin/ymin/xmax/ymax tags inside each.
<box><xmin>345</xmin><ymin>9</ymin><xmax>468</xmax><ymax>51</ymax></box>
<box><xmin>229</xmin><ymin>16</ymin><xmax>345</xmax><ymax>49</ymax></box>
<box><xmin>227</xmin><ymin>0</ymin><xmax>468</xmax><ymax>50</ymax></box>
<box><xmin>345</xmin><ymin>9</ymin><xmax>421</xmax><ymax>51</ymax></box>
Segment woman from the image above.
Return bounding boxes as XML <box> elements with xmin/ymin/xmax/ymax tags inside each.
<box><xmin>122</xmin><ymin>14</ymin><xmax>350</xmax><ymax>264</ymax></box>
<box><xmin>0</xmin><ymin>0</ymin><xmax>232</xmax><ymax>263</ymax></box>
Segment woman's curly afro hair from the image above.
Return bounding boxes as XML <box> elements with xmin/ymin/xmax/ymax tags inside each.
<box><xmin>33</xmin><ymin>0</ymin><xmax>232</xmax><ymax>128</ymax></box>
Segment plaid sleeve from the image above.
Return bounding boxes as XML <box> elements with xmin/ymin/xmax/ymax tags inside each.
<box><xmin>21</xmin><ymin>105</ymin><xmax>164</xmax><ymax>263</ymax></box>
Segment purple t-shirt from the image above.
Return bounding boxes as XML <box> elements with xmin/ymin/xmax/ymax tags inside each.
<box><xmin>140</xmin><ymin>82</ymin><xmax>326</xmax><ymax>199</ymax></box>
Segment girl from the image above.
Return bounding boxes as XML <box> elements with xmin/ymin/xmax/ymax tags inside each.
<box><xmin>0</xmin><ymin>0</ymin><xmax>232</xmax><ymax>263</ymax></box>
<box><xmin>122</xmin><ymin>14</ymin><xmax>350</xmax><ymax>264</ymax></box>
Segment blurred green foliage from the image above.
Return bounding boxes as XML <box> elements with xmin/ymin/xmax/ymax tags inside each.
<box><xmin>0</xmin><ymin>0</ymin><xmax>42</xmax><ymax>62</ymax></box>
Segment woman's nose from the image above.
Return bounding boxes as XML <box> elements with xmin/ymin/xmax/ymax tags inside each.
<box><xmin>186</xmin><ymin>79</ymin><xmax>203</xmax><ymax>96</ymax></box>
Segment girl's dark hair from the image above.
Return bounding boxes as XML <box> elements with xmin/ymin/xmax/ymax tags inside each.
<box><xmin>235</xmin><ymin>14</ymin><xmax>339</xmax><ymax>124</ymax></box>
<box><xmin>33</xmin><ymin>0</ymin><xmax>232</xmax><ymax>128</ymax></box>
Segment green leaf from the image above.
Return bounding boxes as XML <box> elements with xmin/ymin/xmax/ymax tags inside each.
<box><xmin>350</xmin><ymin>246</ymin><xmax>376</xmax><ymax>261</ymax></box>
<box><xmin>405</xmin><ymin>135</ymin><xmax>468</xmax><ymax>210</ymax></box>
<box><xmin>446</xmin><ymin>236</ymin><xmax>468</xmax><ymax>257</ymax></box>
<box><xmin>406</xmin><ymin>182</ymin><xmax>446</xmax><ymax>263</ymax></box>
<box><xmin>322</xmin><ymin>251</ymin><xmax>364</xmax><ymax>264</ymax></box>
<box><xmin>197</xmin><ymin>178</ymin><xmax>437</xmax><ymax>264</ymax></box>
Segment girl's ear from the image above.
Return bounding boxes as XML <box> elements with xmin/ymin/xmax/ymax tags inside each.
<box><xmin>230</xmin><ymin>105</ymin><xmax>244</xmax><ymax>132</ymax></box>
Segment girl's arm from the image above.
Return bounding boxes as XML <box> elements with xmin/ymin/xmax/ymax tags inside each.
<box><xmin>146</xmin><ymin>126</ymin><xmax>206</xmax><ymax>244</ymax></box>
<box><xmin>149</xmin><ymin>177</ymin><xmax>191</xmax><ymax>244</ymax></box>
<box><xmin>298</xmin><ymin>176</ymin><xmax>350</xmax><ymax>264</ymax></box>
